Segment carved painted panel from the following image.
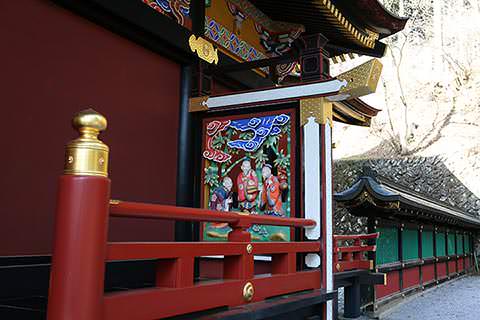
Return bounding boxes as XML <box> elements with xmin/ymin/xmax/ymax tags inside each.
<box><xmin>142</xmin><ymin>0</ymin><xmax>192</xmax><ymax>30</ymax></box>
<box><xmin>201</xmin><ymin>109</ymin><xmax>296</xmax><ymax>241</ymax></box>
<box><xmin>205</xmin><ymin>0</ymin><xmax>304</xmax><ymax>78</ymax></box>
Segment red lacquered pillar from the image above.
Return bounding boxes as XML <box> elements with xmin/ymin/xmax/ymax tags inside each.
<box><xmin>47</xmin><ymin>109</ymin><xmax>111</xmax><ymax>320</ymax></box>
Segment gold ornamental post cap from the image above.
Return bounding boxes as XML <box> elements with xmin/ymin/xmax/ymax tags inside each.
<box><xmin>72</xmin><ymin>108</ymin><xmax>107</xmax><ymax>133</ymax></box>
<box><xmin>64</xmin><ymin>108</ymin><xmax>109</xmax><ymax>177</ymax></box>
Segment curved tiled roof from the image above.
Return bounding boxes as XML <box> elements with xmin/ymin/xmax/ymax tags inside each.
<box><xmin>335</xmin><ymin>156</ymin><xmax>480</xmax><ymax>217</ymax></box>
<box><xmin>335</xmin><ymin>157</ymin><xmax>480</xmax><ymax>216</ymax></box>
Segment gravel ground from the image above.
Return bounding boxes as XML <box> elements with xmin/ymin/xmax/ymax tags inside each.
<box><xmin>382</xmin><ymin>276</ymin><xmax>480</xmax><ymax>320</ymax></box>
<box><xmin>338</xmin><ymin>276</ymin><xmax>480</xmax><ymax>320</ymax></box>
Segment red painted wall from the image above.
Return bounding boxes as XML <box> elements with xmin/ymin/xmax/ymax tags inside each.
<box><xmin>458</xmin><ymin>258</ymin><xmax>464</xmax><ymax>272</ymax></box>
<box><xmin>1</xmin><ymin>1</ymin><xmax>180</xmax><ymax>255</ymax></box>
<box><xmin>402</xmin><ymin>267</ymin><xmax>420</xmax><ymax>289</ymax></box>
<box><xmin>448</xmin><ymin>260</ymin><xmax>456</xmax><ymax>275</ymax></box>
<box><xmin>376</xmin><ymin>270</ymin><xmax>400</xmax><ymax>299</ymax></box>
<box><xmin>437</xmin><ymin>262</ymin><xmax>447</xmax><ymax>279</ymax></box>
<box><xmin>422</xmin><ymin>264</ymin><xmax>435</xmax><ymax>284</ymax></box>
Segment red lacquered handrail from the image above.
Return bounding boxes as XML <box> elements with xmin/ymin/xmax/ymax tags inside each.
<box><xmin>333</xmin><ymin>233</ymin><xmax>379</xmax><ymax>272</ymax></box>
<box><xmin>333</xmin><ymin>233</ymin><xmax>379</xmax><ymax>241</ymax></box>
<box><xmin>106</xmin><ymin>241</ymin><xmax>321</xmax><ymax>261</ymax></box>
<box><xmin>110</xmin><ymin>200</ymin><xmax>316</xmax><ymax>228</ymax></box>
<box><xmin>48</xmin><ymin>111</ymin><xmax>323</xmax><ymax>320</ymax></box>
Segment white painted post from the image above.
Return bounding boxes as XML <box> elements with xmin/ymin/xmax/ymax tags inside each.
<box><xmin>300</xmin><ymin>98</ymin><xmax>334</xmax><ymax>320</ymax></box>
<box><xmin>324</xmin><ymin>118</ymin><xmax>334</xmax><ymax>320</ymax></box>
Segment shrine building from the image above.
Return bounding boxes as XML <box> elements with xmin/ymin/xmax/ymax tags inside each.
<box><xmin>3</xmin><ymin>1</ymin><xmax>462</xmax><ymax>320</ymax></box>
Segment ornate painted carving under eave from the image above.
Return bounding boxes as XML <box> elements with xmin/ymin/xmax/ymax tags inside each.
<box><xmin>142</xmin><ymin>0</ymin><xmax>192</xmax><ymax>30</ymax></box>
<box><xmin>204</xmin><ymin>16</ymin><xmax>267</xmax><ymax>65</ymax></box>
<box><xmin>336</xmin><ymin>58</ymin><xmax>383</xmax><ymax>99</ymax></box>
<box><xmin>228</xmin><ymin>0</ymin><xmax>305</xmax><ymax>34</ymax></box>
<box><xmin>205</xmin><ymin>0</ymin><xmax>305</xmax><ymax>79</ymax></box>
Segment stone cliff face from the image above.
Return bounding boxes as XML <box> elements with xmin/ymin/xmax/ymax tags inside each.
<box><xmin>333</xmin><ymin>156</ymin><xmax>480</xmax><ymax>234</ymax></box>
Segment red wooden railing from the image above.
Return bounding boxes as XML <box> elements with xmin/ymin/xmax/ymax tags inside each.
<box><xmin>333</xmin><ymin>233</ymin><xmax>379</xmax><ymax>272</ymax></box>
<box><xmin>47</xmin><ymin>110</ymin><xmax>379</xmax><ymax>320</ymax></box>
<box><xmin>47</xmin><ymin>174</ymin><xmax>321</xmax><ymax>320</ymax></box>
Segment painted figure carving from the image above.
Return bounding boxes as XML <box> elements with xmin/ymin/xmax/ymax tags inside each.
<box><xmin>260</xmin><ymin>164</ymin><xmax>284</xmax><ymax>216</ymax></box>
<box><xmin>202</xmin><ymin>112</ymin><xmax>293</xmax><ymax>241</ymax></box>
<box><xmin>209</xmin><ymin>176</ymin><xmax>233</xmax><ymax>228</ymax></box>
<box><xmin>237</xmin><ymin>159</ymin><xmax>259</xmax><ymax>213</ymax></box>
<box><xmin>209</xmin><ymin>176</ymin><xmax>233</xmax><ymax>212</ymax></box>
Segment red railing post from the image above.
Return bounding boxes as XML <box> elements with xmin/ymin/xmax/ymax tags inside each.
<box><xmin>333</xmin><ymin>233</ymin><xmax>379</xmax><ymax>272</ymax></box>
<box><xmin>156</xmin><ymin>257</ymin><xmax>194</xmax><ymax>288</ymax></box>
<box><xmin>333</xmin><ymin>238</ymin><xmax>339</xmax><ymax>272</ymax></box>
<box><xmin>225</xmin><ymin>221</ymin><xmax>254</xmax><ymax>280</ymax></box>
<box><xmin>353</xmin><ymin>238</ymin><xmax>362</xmax><ymax>263</ymax></box>
<box><xmin>47</xmin><ymin>110</ymin><xmax>111</xmax><ymax>320</ymax></box>
<box><xmin>227</xmin><ymin>222</ymin><xmax>252</xmax><ymax>242</ymax></box>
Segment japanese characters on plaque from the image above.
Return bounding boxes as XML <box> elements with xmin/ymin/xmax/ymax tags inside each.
<box><xmin>202</xmin><ymin>111</ymin><xmax>294</xmax><ymax>241</ymax></box>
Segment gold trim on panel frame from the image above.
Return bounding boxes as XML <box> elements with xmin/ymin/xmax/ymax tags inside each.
<box><xmin>299</xmin><ymin>97</ymin><xmax>333</xmax><ymax>126</ymax></box>
<box><xmin>336</xmin><ymin>59</ymin><xmax>383</xmax><ymax>99</ymax></box>
<box><xmin>189</xmin><ymin>35</ymin><xmax>219</xmax><ymax>64</ymax></box>
<box><xmin>64</xmin><ymin>109</ymin><xmax>109</xmax><ymax>177</ymax></box>
<box><xmin>189</xmin><ymin>96</ymin><xmax>209</xmax><ymax>112</ymax></box>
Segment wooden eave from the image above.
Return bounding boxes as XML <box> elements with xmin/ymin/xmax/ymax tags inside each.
<box><xmin>333</xmin><ymin>98</ymin><xmax>380</xmax><ymax>127</ymax></box>
<box><xmin>335</xmin><ymin>176</ymin><xmax>480</xmax><ymax>229</ymax></box>
<box><xmin>250</xmin><ymin>0</ymin><xmax>407</xmax><ymax>57</ymax></box>
<box><xmin>332</xmin><ymin>0</ymin><xmax>408</xmax><ymax>37</ymax></box>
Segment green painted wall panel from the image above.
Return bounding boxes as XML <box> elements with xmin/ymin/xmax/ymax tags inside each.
<box><xmin>376</xmin><ymin>227</ymin><xmax>399</xmax><ymax>265</ymax></box>
<box><xmin>422</xmin><ymin>230</ymin><xmax>434</xmax><ymax>258</ymax></box>
<box><xmin>457</xmin><ymin>234</ymin><xmax>464</xmax><ymax>254</ymax></box>
<box><xmin>448</xmin><ymin>233</ymin><xmax>456</xmax><ymax>255</ymax></box>
<box><xmin>436</xmin><ymin>232</ymin><xmax>446</xmax><ymax>256</ymax></box>
<box><xmin>402</xmin><ymin>229</ymin><xmax>419</xmax><ymax>260</ymax></box>
<box><xmin>464</xmin><ymin>235</ymin><xmax>471</xmax><ymax>253</ymax></box>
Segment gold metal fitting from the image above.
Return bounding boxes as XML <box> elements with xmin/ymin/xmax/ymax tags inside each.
<box><xmin>299</xmin><ymin>97</ymin><xmax>333</xmax><ymax>126</ymax></box>
<box><xmin>64</xmin><ymin>109</ymin><xmax>109</xmax><ymax>177</ymax></box>
<box><xmin>243</xmin><ymin>282</ymin><xmax>254</xmax><ymax>302</ymax></box>
<box><xmin>246</xmin><ymin>244</ymin><xmax>253</xmax><ymax>254</ymax></box>
<box><xmin>189</xmin><ymin>35</ymin><xmax>219</xmax><ymax>64</ymax></box>
<box><xmin>337</xmin><ymin>59</ymin><xmax>383</xmax><ymax>98</ymax></box>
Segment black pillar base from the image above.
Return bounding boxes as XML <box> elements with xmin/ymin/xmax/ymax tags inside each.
<box><xmin>343</xmin><ymin>278</ymin><xmax>361</xmax><ymax>318</ymax></box>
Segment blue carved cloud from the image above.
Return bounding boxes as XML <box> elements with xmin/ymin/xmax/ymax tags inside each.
<box><xmin>227</xmin><ymin>114</ymin><xmax>290</xmax><ymax>152</ymax></box>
